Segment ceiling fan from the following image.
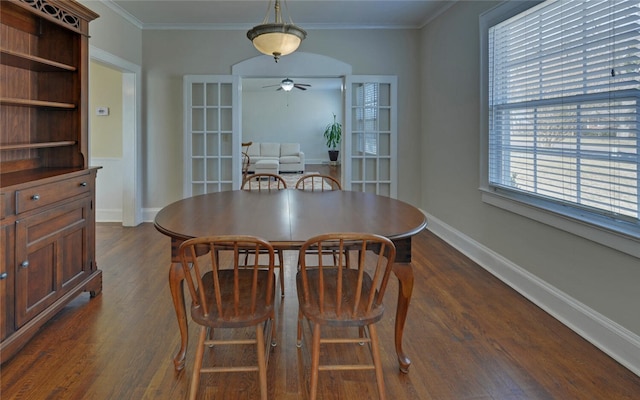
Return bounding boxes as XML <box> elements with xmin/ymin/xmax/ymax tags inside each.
<box><xmin>263</xmin><ymin>78</ymin><xmax>311</xmax><ymax>92</ymax></box>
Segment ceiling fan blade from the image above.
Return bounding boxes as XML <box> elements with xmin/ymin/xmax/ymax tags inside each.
<box><xmin>296</xmin><ymin>83</ymin><xmax>312</xmax><ymax>87</ymax></box>
<box><xmin>262</xmin><ymin>84</ymin><xmax>281</xmax><ymax>88</ymax></box>
<box><xmin>295</xmin><ymin>85</ymin><xmax>307</xmax><ymax>91</ymax></box>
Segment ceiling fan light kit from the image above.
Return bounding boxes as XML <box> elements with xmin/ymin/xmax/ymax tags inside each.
<box><xmin>281</xmin><ymin>78</ymin><xmax>295</xmax><ymax>91</ymax></box>
<box><xmin>263</xmin><ymin>78</ymin><xmax>312</xmax><ymax>91</ymax></box>
<box><xmin>247</xmin><ymin>0</ymin><xmax>307</xmax><ymax>62</ymax></box>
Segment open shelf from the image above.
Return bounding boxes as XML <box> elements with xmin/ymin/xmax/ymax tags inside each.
<box><xmin>0</xmin><ymin>48</ymin><xmax>76</xmax><ymax>72</ymax></box>
<box><xmin>0</xmin><ymin>98</ymin><xmax>76</xmax><ymax>109</ymax></box>
<box><xmin>0</xmin><ymin>141</ymin><xmax>77</xmax><ymax>151</ymax></box>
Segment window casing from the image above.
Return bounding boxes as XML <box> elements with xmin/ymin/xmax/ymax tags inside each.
<box><xmin>481</xmin><ymin>0</ymin><xmax>640</xmax><ymax>257</ymax></box>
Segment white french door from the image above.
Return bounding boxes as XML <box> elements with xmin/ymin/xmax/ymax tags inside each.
<box><xmin>183</xmin><ymin>75</ymin><xmax>239</xmax><ymax>196</ymax></box>
<box><xmin>344</xmin><ymin>76</ymin><xmax>398</xmax><ymax>197</ymax></box>
<box><xmin>183</xmin><ymin>73</ymin><xmax>397</xmax><ymax>198</ymax></box>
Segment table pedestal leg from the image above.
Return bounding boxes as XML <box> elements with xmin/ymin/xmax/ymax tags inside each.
<box><xmin>392</xmin><ymin>262</ymin><xmax>414</xmax><ymax>373</ymax></box>
<box><xmin>169</xmin><ymin>262</ymin><xmax>188</xmax><ymax>371</ymax></box>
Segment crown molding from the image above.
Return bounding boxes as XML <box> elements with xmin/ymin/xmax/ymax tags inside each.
<box><xmin>100</xmin><ymin>0</ymin><xmax>144</xmax><ymax>29</ymax></box>
<box><xmin>99</xmin><ymin>0</ymin><xmax>458</xmax><ymax>31</ymax></box>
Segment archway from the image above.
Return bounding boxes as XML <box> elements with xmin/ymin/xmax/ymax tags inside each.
<box><xmin>232</xmin><ymin>53</ymin><xmax>352</xmax><ymax>181</ymax></box>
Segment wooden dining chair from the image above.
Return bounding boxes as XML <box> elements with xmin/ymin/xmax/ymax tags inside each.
<box><xmin>296</xmin><ymin>233</ymin><xmax>397</xmax><ymax>400</ymax></box>
<box><xmin>240</xmin><ymin>173</ymin><xmax>287</xmax><ymax>296</ymax></box>
<box><xmin>179</xmin><ymin>235</ymin><xmax>277</xmax><ymax>400</ymax></box>
<box><xmin>241</xmin><ymin>141</ymin><xmax>253</xmax><ymax>184</ymax></box>
<box><xmin>242</xmin><ymin>173</ymin><xmax>287</xmax><ymax>191</ymax></box>
<box><xmin>295</xmin><ymin>174</ymin><xmax>342</xmax><ymax>191</ymax></box>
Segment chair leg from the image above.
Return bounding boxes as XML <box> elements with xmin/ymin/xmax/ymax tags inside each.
<box><xmin>368</xmin><ymin>324</ymin><xmax>386</xmax><ymax>400</ymax></box>
<box><xmin>207</xmin><ymin>327</ymin><xmax>215</xmax><ymax>347</ymax></box>
<box><xmin>331</xmin><ymin>249</ymin><xmax>338</xmax><ymax>266</ymax></box>
<box><xmin>270</xmin><ymin>315</ymin><xmax>277</xmax><ymax>347</ymax></box>
<box><xmin>277</xmin><ymin>250</ymin><xmax>285</xmax><ymax>297</ymax></box>
<box><xmin>310</xmin><ymin>323</ymin><xmax>322</xmax><ymax>400</ymax></box>
<box><xmin>189</xmin><ymin>327</ymin><xmax>207</xmax><ymax>400</ymax></box>
<box><xmin>255</xmin><ymin>324</ymin><xmax>268</xmax><ymax>400</ymax></box>
<box><xmin>296</xmin><ymin>309</ymin><xmax>303</xmax><ymax>347</ymax></box>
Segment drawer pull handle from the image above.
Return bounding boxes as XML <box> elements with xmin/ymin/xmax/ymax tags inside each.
<box><xmin>31</xmin><ymin>194</ymin><xmax>40</xmax><ymax>201</ymax></box>
<box><xmin>80</xmin><ymin>182</ymin><xmax>88</xmax><ymax>187</ymax></box>
<box><xmin>0</xmin><ymin>272</ymin><xmax>7</xmax><ymax>280</ymax></box>
<box><xmin>20</xmin><ymin>261</ymin><xmax>29</xmax><ymax>269</ymax></box>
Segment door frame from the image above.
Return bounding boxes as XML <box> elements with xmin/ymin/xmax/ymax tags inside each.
<box><xmin>89</xmin><ymin>46</ymin><xmax>142</xmax><ymax>226</ymax></box>
<box><xmin>232</xmin><ymin>52</ymin><xmax>352</xmax><ymax>188</ymax></box>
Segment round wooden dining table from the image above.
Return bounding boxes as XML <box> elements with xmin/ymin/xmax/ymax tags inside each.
<box><xmin>154</xmin><ymin>189</ymin><xmax>427</xmax><ymax>373</ymax></box>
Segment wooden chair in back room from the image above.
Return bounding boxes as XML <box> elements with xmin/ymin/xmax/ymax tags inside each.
<box><xmin>242</xmin><ymin>173</ymin><xmax>287</xmax><ymax>191</ymax></box>
<box><xmin>294</xmin><ymin>173</ymin><xmax>342</xmax><ymax>191</ymax></box>
<box><xmin>241</xmin><ymin>173</ymin><xmax>287</xmax><ymax>296</ymax></box>
<box><xmin>241</xmin><ymin>141</ymin><xmax>253</xmax><ymax>185</ymax></box>
<box><xmin>295</xmin><ymin>173</ymin><xmax>344</xmax><ymax>266</ymax></box>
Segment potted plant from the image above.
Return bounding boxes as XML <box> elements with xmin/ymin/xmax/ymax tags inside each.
<box><xmin>323</xmin><ymin>113</ymin><xmax>342</xmax><ymax>162</ymax></box>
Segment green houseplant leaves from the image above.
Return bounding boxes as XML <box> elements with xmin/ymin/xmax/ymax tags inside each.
<box><xmin>323</xmin><ymin>113</ymin><xmax>342</xmax><ymax>149</ymax></box>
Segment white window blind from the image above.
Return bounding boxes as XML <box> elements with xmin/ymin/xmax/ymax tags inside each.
<box><xmin>355</xmin><ymin>83</ymin><xmax>379</xmax><ymax>154</ymax></box>
<box><xmin>488</xmin><ymin>0</ymin><xmax>640</xmax><ymax>229</ymax></box>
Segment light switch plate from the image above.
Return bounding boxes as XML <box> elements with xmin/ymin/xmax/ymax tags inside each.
<box><xmin>96</xmin><ymin>107</ymin><xmax>109</xmax><ymax>116</ymax></box>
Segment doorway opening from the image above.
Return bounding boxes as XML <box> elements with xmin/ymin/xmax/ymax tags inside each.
<box><xmin>89</xmin><ymin>46</ymin><xmax>142</xmax><ymax>226</ymax></box>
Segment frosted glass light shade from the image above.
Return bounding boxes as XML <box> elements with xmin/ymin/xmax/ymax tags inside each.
<box><xmin>247</xmin><ymin>23</ymin><xmax>307</xmax><ymax>62</ymax></box>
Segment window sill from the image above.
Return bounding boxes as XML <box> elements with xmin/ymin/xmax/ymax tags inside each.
<box><xmin>480</xmin><ymin>188</ymin><xmax>640</xmax><ymax>259</ymax></box>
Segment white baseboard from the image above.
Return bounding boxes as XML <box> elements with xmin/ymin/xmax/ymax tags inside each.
<box><xmin>143</xmin><ymin>208</ymin><xmax>162</xmax><ymax>223</ymax></box>
<box><xmin>96</xmin><ymin>209</ymin><xmax>123</xmax><ymax>223</ymax></box>
<box><xmin>424</xmin><ymin>211</ymin><xmax>640</xmax><ymax>377</ymax></box>
<box><xmin>306</xmin><ymin>159</ymin><xmax>326</xmax><ymax>165</ymax></box>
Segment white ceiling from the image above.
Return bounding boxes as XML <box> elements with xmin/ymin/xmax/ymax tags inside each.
<box><xmin>102</xmin><ymin>0</ymin><xmax>455</xmax><ymax>30</ymax></box>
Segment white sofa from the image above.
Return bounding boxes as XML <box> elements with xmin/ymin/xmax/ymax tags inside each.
<box><xmin>245</xmin><ymin>142</ymin><xmax>305</xmax><ymax>173</ymax></box>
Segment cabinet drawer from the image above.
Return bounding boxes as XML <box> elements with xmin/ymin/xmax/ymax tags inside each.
<box><xmin>15</xmin><ymin>174</ymin><xmax>92</xmax><ymax>214</ymax></box>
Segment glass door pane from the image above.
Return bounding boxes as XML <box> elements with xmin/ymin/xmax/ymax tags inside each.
<box><xmin>184</xmin><ymin>76</ymin><xmax>235</xmax><ymax>196</ymax></box>
<box><xmin>346</xmin><ymin>76</ymin><xmax>397</xmax><ymax>197</ymax></box>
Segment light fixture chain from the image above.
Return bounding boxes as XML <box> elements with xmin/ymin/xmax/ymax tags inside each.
<box><xmin>282</xmin><ymin>0</ymin><xmax>295</xmax><ymax>25</ymax></box>
<box><xmin>261</xmin><ymin>0</ymin><xmax>273</xmax><ymax>24</ymax></box>
<box><xmin>274</xmin><ymin>0</ymin><xmax>282</xmax><ymax>24</ymax></box>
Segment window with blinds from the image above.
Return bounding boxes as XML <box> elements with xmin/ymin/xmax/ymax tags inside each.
<box><xmin>488</xmin><ymin>0</ymin><xmax>640</xmax><ymax>231</ymax></box>
<box><xmin>355</xmin><ymin>83</ymin><xmax>379</xmax><ymax>155</ymax></box>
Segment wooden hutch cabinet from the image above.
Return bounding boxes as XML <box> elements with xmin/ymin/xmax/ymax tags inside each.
<box><xmin>0</xmin><ymin>0</ymin><xmax>101</xmax><ymax>363</ymax></box>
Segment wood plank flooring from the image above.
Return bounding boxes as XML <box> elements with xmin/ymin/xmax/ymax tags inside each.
<box><xmin>2</xmin><ymin>214</ymin><xmax>640</xmax><ymax>398</ymax></box>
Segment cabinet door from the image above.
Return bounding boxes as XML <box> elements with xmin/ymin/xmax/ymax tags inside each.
<box><xmin>14</xmin><ymin>198</ymin><xmax>90</xmax><ymax>328</ymax></box>
<box><xmin>0</xmin><ymin>223</ymin><xmax>14</xmax><ymax>341</ymax></box>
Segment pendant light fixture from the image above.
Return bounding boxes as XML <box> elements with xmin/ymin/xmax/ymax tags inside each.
<box><xmin>247</xmin><ymin>0</ymin><xmax>307</xmax><ymax>63</ymax></box>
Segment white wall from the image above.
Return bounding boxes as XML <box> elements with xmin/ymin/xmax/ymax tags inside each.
<box><xmin>421</xmin><ymin>1</ymin><xmax>640</xmax><ymax>372</ymax></box>
<box><xmin>80</xmin><ymin>1</ymin><xmax>142</xmax><ymax>66</ymax></box>
<box><xmin>141</xmin><ymin>28</ymin><xmax>422</xmax><ymax>207</ymax></box>
<box><xmin>89</xmin><ymin>61</ymin><xmax>123</xmax><ymax>157</ymax></box>
<box><xmin>89</xmin><ymin>61</ymin><xmax>124</xmax><ymax>221</ymax></box>
<box><xmin>242</xmin><ymin>87</ymin><xmax>342</xmax><ymax>163</ymax></box>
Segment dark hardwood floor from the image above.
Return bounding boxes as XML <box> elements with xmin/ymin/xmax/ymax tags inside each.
<box><xmin>2</xmin><ymin>179</ymin><xmax>639</xmax><ymax>398</ymax></box>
